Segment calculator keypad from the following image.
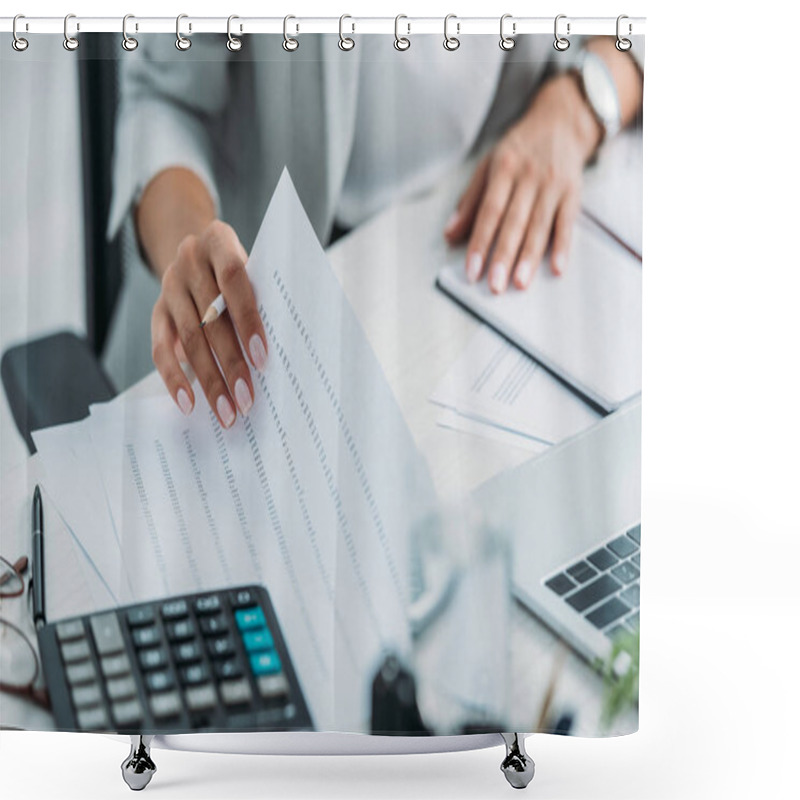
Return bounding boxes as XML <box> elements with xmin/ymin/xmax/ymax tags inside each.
<box><xmin>43</xmin><ymin>585</ymin><xmax>309</xmax><ymax>733</ymax></box>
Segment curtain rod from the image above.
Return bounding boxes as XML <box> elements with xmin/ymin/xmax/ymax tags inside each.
<box><xmin>0</xmin><ymin>16</ymin><xmax>646</xmax><ymax>37</ymax></box>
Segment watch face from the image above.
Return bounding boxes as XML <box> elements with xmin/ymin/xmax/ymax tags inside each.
<box><xmin>583</xmin><ymin>53</ymin><xmax>621</xmax><ymax>132</ymax></box>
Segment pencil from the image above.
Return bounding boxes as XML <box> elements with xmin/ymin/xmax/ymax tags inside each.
<box><xmin>199</xmin><ymin>293</ymin><xmax>227</xmax><ymax>329</ymax></box>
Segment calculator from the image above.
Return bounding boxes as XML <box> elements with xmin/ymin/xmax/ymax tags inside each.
<box><xmin>37</xmin><ymin>585</ymin><xmax>313</xmax><ymax>734</ymax></box>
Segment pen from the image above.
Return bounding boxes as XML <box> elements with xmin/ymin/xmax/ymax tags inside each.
<box><xmin>32</xmin><ymin>484</ymin><xmax>46</xmax><ymax>630</ymax></box>
<box><xmin>199</xmin><ymin>293</ymin><xmax>227</xmax><ymax>329</ymax></box>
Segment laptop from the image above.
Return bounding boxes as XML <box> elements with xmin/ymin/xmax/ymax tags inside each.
<box><xmin>473</xmin><ymin>397</ymin><xmax>641</xmax><ymax>666</ymax></box>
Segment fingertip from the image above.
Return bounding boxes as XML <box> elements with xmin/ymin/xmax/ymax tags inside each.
<box><xmin>552</xmin><ymin>252</ymin><xmax>567</xmax><ymax>276</ymax></box>
<box><xmin>489</xmin><ymin>264</ymin><xmax>508</xmax><ymax>295</ymax></box>
<box><xmin>513</xmin><ymin>259</ymin><xmax>533</xmax><ymax>290</ymax></box>
<box><xmin>176</xmin><ymin>387</ymin><xmax>193</xmax><ymax>416</ymax></box>
<box><xmin>444</xmin><ymin>210</ymin><xmax>460</xmax><ymax>238</ymax></box>
<box><xmin>216</xmin><ymin>394</ymin><xmax>236</xmax><ymax>429</ymax></box>
<box><xmin>249</xmin><ymin>334</ymin><xmax>268</xmax><ymax>372</ymax></box>
<box><xmin>466</xmin><ymin>253</ymin><xmax>483</xmax><ymax>283</ymax></box>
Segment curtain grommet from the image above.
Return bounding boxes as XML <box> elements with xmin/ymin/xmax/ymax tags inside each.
<box><xmin>121</xmin><ymin>14</ymin><xmax>138</xmax><ymax>51</ymax></box>
<box><xmin>283</xmin><ymin>15</ymin><xmax>299</xmax><ymax>52</ymax></box>
<box><xmin>175</xmin><ymin>14</ymin><xmax>192</xmax><ymax>51</ymax></box>
<box><xmin>616</xmin><ymin>15</ymin><xmax>633</xmax><ymax>51</ymax></box>
<box><xmin>394</xmin><ymin>15</ymin><xmax>410</xmax><ymax>51</ymax></box>
<box><xmin>499</xmin><ymin>14</ymin><xmax>516</xmax><ymax>51</ymax></box>
<box><xmin>443</xmin><ymin>14</ymin><xmax>460</xmax><ymax>52</ymax></box>
<box><xmin>63</xmin><ymin>13</ymin><xmax>79</xmax><ymax>51</ymax></box>
<box><xmin>227</xmin><ymin>15</ymin><xmax>242</xmax><ymax>52</ymax></box>
<box><xmin>12</xmin><ymin>14</ymin><xmax>29</xmax><ymax>52</ymax></box>
<box><xmin>553</xmin><ymin>14</ymin><xmax>570</xmax><ymax>51</ymax></box>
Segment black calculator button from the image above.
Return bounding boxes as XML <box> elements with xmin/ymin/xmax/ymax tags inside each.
<box><xmin>77</xmin><ymin>706</ymin><xmax>110</xmax><ymax>730</ymax></box>
<box><xmin>166</xmin><ymin>619</ymin><xmax>196</xmax><ymax>642</ymax></box>
<box><xmin>138</xmin><ymin>647</ymin><xmax>168</xmax><ymax>670</ymax></box>
<box><xmin>229</xmin><ymin>589</ymin><xmax>256</xmax><ymax>609</ymax></box>
<box><xmin>132</xmin><ymin>626</ymin><xmax>160</xmax><ymax>648</ymax></box>
<box><xmin>256</xmin><ymin>673</ymin><xmax>290</xmax><ymax>702</ymax></box>
<box><xmin>145</xmin><ymin>669</ymin><xmax>175</xmax><ymax>692</ymax></box>
<box><xmin>65</xmin><ymin>660</ymin><xmax>97</xmax><ymax>686</ymax></box>
<box><xmin>150</xmin><ymin>690</ymin><xmax>182</xmax><ymax>719</ymax></box>
<box><xmin>213</xmin><ymin>658</ymin><xmax>242</xmax><ymax>680</ymax></box>
<box><xmin>207</xmin><ymin>636</ymin><xmax>235</xmax><ymax>658</ymax></box>
<box><xmin>200</xmin><ymin>614</ymin><xmax>228</xmax><ymax>636</ymax></box>
<box><xmin>185</xmin><ymin>684</ymin><xmax>218</xmax><ymax>712</ymax></box>
<box><xmin>106</xmin><ymin>676</ymin><xmax>137</xmax><ymax>701</ymax></box>
<box><xmin>89</xmin><ymin>612</ymin><xmax>125</xmax><ymax>656</ymax></box>
<box><xmin>194</xmin><ymin>595</ymin><xmax>222</xmax><ymax>615</ymax></box>
<box><xmin>101</xmin><ymin>653</ymin><xmax>133</xmax><ymax>678</ymax></box>
<box><xmin>180</xmin><ymin>663</ymin><xmax>210</xmax><ymax>686</ymax></box>
<box><xmin>161</xmin><ymin>599</ymin><xmax>189</xmax><ymax>620</ymax></box>
<box><xmin>71</xmin><ymin>683</ymin><xmax>103</xmax><ymax>709</ymax></box>
<box><xmin>173</xmin><ymin>641</ymin><xmax>203</xmax><ymax>664</ymax></box>
<box><xmin>60</xmin><ymin>638</ymin><xmax>91</xmax><ymax>664</ymax></box>
<box><xmin>127</xmin><ymin>606</ymin><xmax>155</xmax><ymax>627</ymax></box>
<box><xmin>56</xmin><ymin>619</ymin><xmax>85</xmax><ymax>642</ymax></box>
<box><xmin>220</xmin><ymin>678</ymin><xmax>253</xmax><ymax>706</ymax></box>
<box><xmin>112</xmin><ymin>698</ymin><xmax>144</xmax><ymax>727</ymax></box>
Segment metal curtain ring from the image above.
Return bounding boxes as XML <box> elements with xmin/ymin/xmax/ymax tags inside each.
<box><xmin>175</xmin><ymin>14</ymin><xmax>191</xmax><ymax>51</ymax></box>
<box><xmin>338</xmin><ymin>14</ymin><xmax>355</xmax><ymax>51</ymax></box>
<box><xmin>553</xmin><ymin>14</ymin><xmax>570</xmax><ymax>51</ymax></box>
<box><xmin>616</xmin><ymin>15</ymin><xmax>632</xmax><ymax>51</ymax></box>
<box><xmin>63</xmin><ymin>13</ymin><xmax>79</xmax><ymax>51</ymax></box>
<box><xmin>283</xmin><ymin>15</ymin><xmax>299</xmax><ymax>52</ymax></box>
<box><xmin>394</xmin><ymin>15</ymin><xmax>410</xmax><ymax>51</ymax></box>
<box><xmin>499</xmin><ymin>14</ymin><xmax>516</xmax><ymax>51</ymax></box>
<box><xmin>12</xmin><ymin>14</ymin><xmax>29</xmax><ymax>52</ymax></box>
<box><xmin>227</xmin><ymin>15</ymin><xmax>242</xmax><ymax>52</ymax></box>
<box><xmin>443</xmin><ymin>14</ymin><xmax>460</xmax><ymax>51</ymax></box>
<box><xmin>122</xmin><ymin>14</ymin><xmax>138</xmax><ymax>51</ymax></box>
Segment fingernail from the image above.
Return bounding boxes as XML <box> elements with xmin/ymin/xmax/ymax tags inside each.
<box><xmin>234</xmin><ymin>378</ymin><xmax>253</xmax><ymax>416</ymax></box>
<box><xmin>553</xmin><ymin>252</ymin><xmax>566</xmax><ymax>275</ymax></box>
<box><xmin>249</xmin><ymin>334</ymin><xmax>268</xmax><ymax>372</ymax></box>
<box><xmin>467</xmin><ymin>253</ymin><xmax>483</xmax><ymax>283</ymax></box>
<box><xmin>515</xmin><ymin>260</ymin><xmax>533</xmax><ymax>288</ymax></box>
<box><xmin>176</xmin><ymin>388</ymin><xmax>193</xmax><ymax>416</ymax></box>
<box><xmin>444</xmin><ymin>211</ymin><xmax>460</xmax><ymax>235</ymax></box>
<box><xmin>490</xmin><ymin>264</ymin><xmax>508</xmax><ymax>294</ymax></box>
<box><xmin>217</xmin><ymin>395</ymin><xmax>236</xmax><ymax>428</ymax></box>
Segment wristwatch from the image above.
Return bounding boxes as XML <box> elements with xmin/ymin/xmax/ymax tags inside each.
<box><xmin>571</xmin><ymin>49</ymin><xmax>622</xmax><ymax>145</ymax></box>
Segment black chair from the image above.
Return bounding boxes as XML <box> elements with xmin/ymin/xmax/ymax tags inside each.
<box><xmin>2</xmin><ymin>35</ymin><xmax>123</xmax><ymax>454</ymax></box>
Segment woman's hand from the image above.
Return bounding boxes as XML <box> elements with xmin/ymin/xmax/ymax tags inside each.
<box><xmin>150</xmin><ymin>219</ymin><xmax>268</xmax><ymax>428</ymax></box>
<box><xmin>444</xmin><ymin>72</ymin><xmax>602</xmax><ymax>293</ymax></box>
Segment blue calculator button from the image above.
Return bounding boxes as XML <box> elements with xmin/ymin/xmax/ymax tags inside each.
<box><xmin>235</xmin><ymin>607</ymin><xmax>267</xmax><ymax>631</ymax></box>
<box><xmin>250</xmin><ymin>651</ymin><xmax>282</xmax><ymax>676</ymax></box>
<box><xmin>242</xmin><ymin>629</ymin><xmax>274</xmax><ymax>653</ymax></box>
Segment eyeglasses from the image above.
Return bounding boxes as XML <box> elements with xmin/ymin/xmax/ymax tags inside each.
<box><xmin>0</xmin><ymin>555</ymin><xmax>51</xmax><ymax>711</ymax></box>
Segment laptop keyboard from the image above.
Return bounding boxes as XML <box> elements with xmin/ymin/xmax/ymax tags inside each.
<box><xmin>543</xmin><ymin>524</ymin><xmax>640</xmax><ymax>639</ymax></box>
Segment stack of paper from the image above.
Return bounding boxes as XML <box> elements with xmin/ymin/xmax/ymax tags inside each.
<box><xmin>430</xmin><ymin>324</ymin><xmax>600</xmax><ymax>452</ymax></box>
<box><xmin>31</xmin><ymin>172</ymin><xmax>438</xmax><ymax>733</ymax></box>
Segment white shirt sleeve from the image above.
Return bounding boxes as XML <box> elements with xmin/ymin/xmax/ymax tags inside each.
<box><xmin>107</xmin><ymin>40</ymin><xmax>231</xmax><ymax>241</ymax></box>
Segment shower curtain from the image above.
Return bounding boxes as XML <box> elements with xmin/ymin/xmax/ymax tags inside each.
<box><xmin>0</xmin><ymin>20</ymin><xmax>644</xmax><ymax>740</ymax></box>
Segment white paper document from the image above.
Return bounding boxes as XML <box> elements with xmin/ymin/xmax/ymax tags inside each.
<box><xmin>58</xmin><ymin>172</ymin><xmax>437</xmax><ymax>732</ymax></box>
<box><xmin>581</xmin><ymin>126</ymin><xmax>643</xmax><ymax>257</ymax></box>
<box><xmin>431</xmin><ymin>324</ymin><xmax>600</xmax><ymax>448</ymax></box>
<box><xmin>437</xmin><ymin>217</ymin><xmax>642</xmax><ymax>411</ymax></box>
